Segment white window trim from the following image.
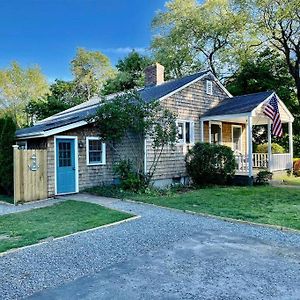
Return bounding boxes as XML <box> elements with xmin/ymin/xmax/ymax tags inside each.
<box><xmin>232</xmin><ymin>125</ymin><xmax>243</xmax><ymax>153</ymax></box>
<box><xmin>176</xmin><ymin>120</ymin><xmax>195</xmax><ymax>145</ymax></box>
<box><xmin>209</xmin><ymin>121</ymin><xmax>222</xmax><ymax>145</ymax></box>
<box><xmin>206</xmin><ymin>80</ymin><xmax>213</xmax><ymax>95</ymax></box>
<box><xmin>86</xmin><ymin>137</ymin><xmax>106</xmax><ymax>166</ymax></box>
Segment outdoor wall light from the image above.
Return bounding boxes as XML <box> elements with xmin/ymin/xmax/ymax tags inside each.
<box><xmin>78</xmin><ymin>141</ymin><xmax>84</xmax><ymax>148</ymax></box>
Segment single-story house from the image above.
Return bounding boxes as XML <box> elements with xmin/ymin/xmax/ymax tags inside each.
<box><xmin>15</xmin><ymin>63</ymin><xmax>294</xmax><ymax>196</ymax></box>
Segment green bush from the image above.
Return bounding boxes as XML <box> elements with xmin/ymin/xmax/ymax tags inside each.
<box><xmin>255</xmin><ymin>170</ymin><xmax>273</xmax><ymax>185</ymax></box>
<box><xmin>185</xmin><ymin>143</ymin><xmax>236</xmax><ymax>185</ymax></box>
<box><xmin>0</xmin><ymin>115</ymin><xmax>16</xmax><ymax>195</ymax></box>
<box><xmin>113</xmin><ymin>159</ymin><xmax>144</xmax><ymax>192</ymax></box>
<box><xmin>256</xmin><ymin>143</ymin><xmax>285</xmax><ymax>154</ymax></box>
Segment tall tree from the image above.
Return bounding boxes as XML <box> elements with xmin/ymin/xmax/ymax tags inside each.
<box><xmin>102</xmin><ymin>50</ymin><xmax>153</xmax><ymax>95</ymax></box>
<box><xmin>151</xmin><ymin>0</ymin><xmax>247</xmax><ymax>78</ymax></box>
<box><xmin>0</xmin><ymin>62</ymin><xmax>49</xmax><ymax>126</ymax></box>
<box><xmin>239</xmin><ymin>0</ymin><xmax>300</xmax><ymax>105</ymax></box>
<box><xmin>26</xmin><ymin>80</ymin><xmax>84</xmax><ymax>123</ymax></box>
<box><xmin>71</xmin><ymin>48</ymin><xmax>115</xmax><ymax>100</ymax></box>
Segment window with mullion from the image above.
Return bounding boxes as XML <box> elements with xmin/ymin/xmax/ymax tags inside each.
<box><xmin>87</xmin><ymin>138</ymin><xmax>105</xmax><ymax>165</ymax></box>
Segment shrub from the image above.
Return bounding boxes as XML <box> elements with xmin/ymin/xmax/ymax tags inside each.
<box><xmin>255</xmin><ymin>170</ymin><xmax>273</xmax><ymax>185</ymax></box>
<box><xmin>293</xmin><ymin>159</ymin><xmax>300</xmax><ymax>177</ymax></box>
<box><xmin>185</xmin><ymin>143</ymin><xmax>236</xmax><ymax>185</ymax></box>
<box><xmin>0</xmin><ymin>115</ymin><xmax>16</xmax><ymax>195</ymax></box>
<box><xmin>113</xmin><ymin>159</ymin><xmax>144</xmax><ymax>192</ymax></box>
<box><xmin>256</xmin><ymin>143</ymin><xmax>285</xmax><ymax>154</ymax></box>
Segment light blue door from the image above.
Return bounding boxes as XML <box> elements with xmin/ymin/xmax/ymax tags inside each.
<box><xmin>56</xmin><ymin>139</ymin><xmax>76</xmax><ymax>194</ymax></box>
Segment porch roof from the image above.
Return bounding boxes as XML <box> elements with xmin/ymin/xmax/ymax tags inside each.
<box><xmin>201</xmin><ymin>91</ymin><xmax>294</xmax><ymax>124</ymax></box>
<box><xmin>202</xmin><ymin>91</ymin><xmax>273</xmax><ymax>117</ymax></box>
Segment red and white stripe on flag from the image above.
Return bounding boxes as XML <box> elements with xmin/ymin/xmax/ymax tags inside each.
<box><xmin>263</xmin><ymin>94</ymin><xmax>283</xmax><ymax>137</ymax></box>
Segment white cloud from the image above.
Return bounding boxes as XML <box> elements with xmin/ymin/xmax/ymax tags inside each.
<box><xmin>102</xmin><ymin>47</ymin><xmax>148</xmax><ymax>54</ymax></box>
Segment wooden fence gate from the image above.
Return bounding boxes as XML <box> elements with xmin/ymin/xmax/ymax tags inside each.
<box><xmin>13</xmin><ymin>146</ymin><xmax>48</xmax><ymax>204</ymax></box>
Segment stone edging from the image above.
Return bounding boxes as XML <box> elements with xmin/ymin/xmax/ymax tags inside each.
<box><xmin>123</xmin><ymin>198</ymin><xmax>300</xmax><ymax>234</ymax></box>
<box><xmin>0</xmin><ymin>215</ymin><xmax>140</xmax><ymax>257</ymax></box>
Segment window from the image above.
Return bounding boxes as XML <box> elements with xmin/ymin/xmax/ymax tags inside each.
<box><xmin>177</xmin><ymin>121</ymin><xmax>194</xmax><ymax>144</ymax></box>
<box><xmin>86</xmin><ymin>137</ymin><xmax>106</xmax><ymax>165</ymax></box>
<box><xmin>206</xmin><ymin>80</ymin><xmax>213</xmax><ymax>95</ymax></box>
<box><xmin>59</xmin><ymin>142</ymin><xmax>71</xmax><ymax>167</ymax></box>
<box><xmin>210</xmin><ymin>123</ymin><xmax>221</xmax><ymax>145</ymax></box>
<box><xmin>232</xmin><ymin>126</ymin><xmax>242</xmax><ymax>152</ymax></box>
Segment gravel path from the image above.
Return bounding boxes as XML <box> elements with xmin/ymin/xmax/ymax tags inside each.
<box><xmin>0</xmin><ymin>198</ymin><xmax>63</xmax><ymax>216</ymax></box>
<box><xmin>0</xmin><ymin>194</ymin><xmax>299</xmax><ymax>299</ymax></box>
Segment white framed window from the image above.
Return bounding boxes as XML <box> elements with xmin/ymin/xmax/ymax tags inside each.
<box><xmin>86</xmin><ymin>137</ymin><xmax>106</xmax><ymax>166</ymax></box>
<box><xmin>232</xmin><ymin>125</ymin><xmax>243</xmax><ymax>153</ymax></box>
<box><xmin>177</xmin><ymin>120</ymin><xmax>194</xmax><ymax>144</ymax></box>
<box><xmin>16</xmin><ymin>140</ymin><xmax>27</xmax><ymax>150</ymax></box>
<box><xmin>206</xmin><ymin>80</ymin><xmax>213</xmax><ymax>95</ymax></box>
<box><xmin>209</xmin><ymin>122</ymin><xmax>222</xmax><ymax>145</ymax></box>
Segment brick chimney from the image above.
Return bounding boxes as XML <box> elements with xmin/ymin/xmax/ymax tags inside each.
<box><xmin>144</xmin><ymin>63</ymin><xmax>165</xmax><ymax>86</ymax></box>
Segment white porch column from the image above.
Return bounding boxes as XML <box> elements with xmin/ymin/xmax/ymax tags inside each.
<box><xmin>288</xmin><ymin>121</ymin><xmax>293</xmax><ymax>167</ymax></box>
<box><xmin>200</xmin><ymin>119</ymin><xmax>204</xmax><ymax>142</ymax></box>
<box><xmin>208</xmin><ymin>121</ymin><xmax>212</xmax><ymax>144</ymax></box>
<box><xmin>247</xmin><ymin>115</ymin><xmax>253</xmax><ymax>178</ymax></box>
<box><xmin>267</xmin><ymin>119</ymin><xmax>272</xmax><ymax>172</ymax></box>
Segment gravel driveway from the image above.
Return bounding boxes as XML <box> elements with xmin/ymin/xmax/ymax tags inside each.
<box><xmin>0</xmin><ymin>194</ymin><xmax>299</xmax><ymax>299</ymax></box>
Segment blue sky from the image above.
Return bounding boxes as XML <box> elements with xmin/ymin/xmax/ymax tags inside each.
<box><xmin>0</xmin><ymin>0</ymin><xmax>166</xmax><ymax>81</ymax></box>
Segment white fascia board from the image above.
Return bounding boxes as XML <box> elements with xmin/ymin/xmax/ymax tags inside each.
<box><xmin>250</xmin><ymin>92</ymin><xmax>275</xmax><ymax>117</ymax></box>
<box><xmin>251</xmin><ymin>92</ymin><xmax>294</xmax><ymax>122</ymax></box>
<box><xmin>200</xmin><ymin>113</ymin><xmax>250</xmax><ymax>122</ymax></box>
<box><xmin>158</xmin><ymin>71</ymin><xmax>232</xmax><ymax>102</ymax></box>
<box><xmin>16</xmin><ymin>120</ymin><xmax>87</xmax><ymax>140</ymax></box>
<box><xmin>209</xmin><ymin>73</ymin><xmax>233</xmax><ymax>98</ymax></box>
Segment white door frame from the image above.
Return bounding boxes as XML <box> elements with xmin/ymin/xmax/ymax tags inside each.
<box><xmin>54</xmin><ymin>135</ymin><xmax>79</xmax><ymax>195</ymax></box>
<box><xmin>209</xmin><ymin>121</ymin><xmax>223</xmax><ymax>145</ymax></box>
<box><xmin>231</xmin><ymin>125</ymin><xmax>243</xmax><ymax>153</ymax></box>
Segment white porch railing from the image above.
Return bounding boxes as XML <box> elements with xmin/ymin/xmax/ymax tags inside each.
<box><xmin>271</xmin><ymin>153</ymin><xmax>293</xmax><ymax>171</ymax></box>
<box><xmin>253</xmin><ymin>153</ymin><xmax>268</xmax><ymax>168</ymax></box>
<box><xmin>235</xmin><ymin>153</ymin><xmax>292</xmax><ymax>173</ymax></box>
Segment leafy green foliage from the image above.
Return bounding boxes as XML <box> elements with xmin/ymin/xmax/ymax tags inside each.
<box><xmin>255</xmin><ymin>170</ymin><xmax>273</xmax><ymax>185</ymax></box>
<box><xmin>256</xmin><ymin>143</ymin><xmax>285</xmax><ymax>154</ymax></box>
<box><xmin>113</xmin><ymin>159</ymin><xmax>144</xmax><ymax>191</ymax></box>
<box><xmin>151</xmin><ymin>0</ymin><xmax>248</xmax><ymax>78</ymax></box>
<box><xmin>90</xmin><ymin>91</ymin><xmax>177</xmax><ymax>184</ymax></box>
<box><xmin>0</xmin><ymin>115</ymin><xmax>16</xmax><ymax>195</ymax></box>
<box><xmin>26</xmin><ymin>80</ymin><xmax>84</xmax><ymax>122</ymax></box>
<box><xmin>102</xmin><ymin>50</ymin><xmax>153</xmax><ymax>95</ymax></box>
<box><xmin>71</xmin><ymin>48</ymin><xmax>115</xmax><ymax>99</ymax></box>
<box><xmin>185</xmin><ymin>142</ymin><xmax>236</xmax><ymax>185</ymax></box>
<box><xmin>0</xmin><ymin>62</ymin><xmax>49</xmax><ymax>126</ymax></box>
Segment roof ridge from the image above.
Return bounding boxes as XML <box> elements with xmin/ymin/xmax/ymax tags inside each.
<box><xmin>227</xmin><ymin>90</ymin><xmax>273</xmax><ymax>99</ymax></box>
<box><xmin>140</xmin><ymin>69</ymin><xmax>210</xmax><ymax>91</ymax></box>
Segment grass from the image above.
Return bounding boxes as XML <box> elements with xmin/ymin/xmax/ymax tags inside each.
<box><xmin>0</xmin><ymin>194</ymin><xmax>13</xmax><ymax>204</ymax></box>
<box><xmin>281</xmin><ymin>176</ymin><xmax>300</xmax><ymax>186</ymax></box>
<box><xmin>88</xmin><ymin>185</ymin><xmax>300</xmax><ymax>231</ymax></box>
<box><xmin>0</xmin><ymin>200</ymin><xmax>134</xmax><ymax>253</ymax></box>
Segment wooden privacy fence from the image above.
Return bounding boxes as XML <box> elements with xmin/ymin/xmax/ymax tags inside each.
<box><xmin>13</xmin><ymin>146</ymin><xmax>48</xmax><ymax>204</ymax></box>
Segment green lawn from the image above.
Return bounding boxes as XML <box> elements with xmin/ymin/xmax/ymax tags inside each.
<box><xmin>88</xmin><ymin>186</ymin><xmax>300</xmax><ymax>230</ymax></box>
<box><xmin>0</xmin><ymin>200</ymin><xmax>134</xmax><ymax>253</ymax></box>
<box><xmin>281</xmin><ymin>176</ymin><xmax>300</xmax><ymax>186</ymax></box>
<box><xmin>0</xmin><ymin>194</ymin><xmax>14</xmax><ymax>204</ymax></box>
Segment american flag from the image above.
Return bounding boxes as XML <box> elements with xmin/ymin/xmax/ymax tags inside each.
<box><xmin>263</xmin><ymin>94</ymin><xmax>283</xmax><ymax>137</ymax></box>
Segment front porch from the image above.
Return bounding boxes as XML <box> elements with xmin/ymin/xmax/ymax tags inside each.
<box><xmin>200</xmin><ymin>92</ymin><xmax>294</xmax><ymax>178</ymax></box>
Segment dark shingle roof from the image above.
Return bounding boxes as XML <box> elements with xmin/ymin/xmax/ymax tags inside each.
<box><xmin>202</xmin><ymin>91</ymin><xmax>273</xmax><ymax>117</ymax></box>
<box><xmin>16</xmin><ymin>70</ymin><xmax>210</xmax><ymax>138</ymax></box>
